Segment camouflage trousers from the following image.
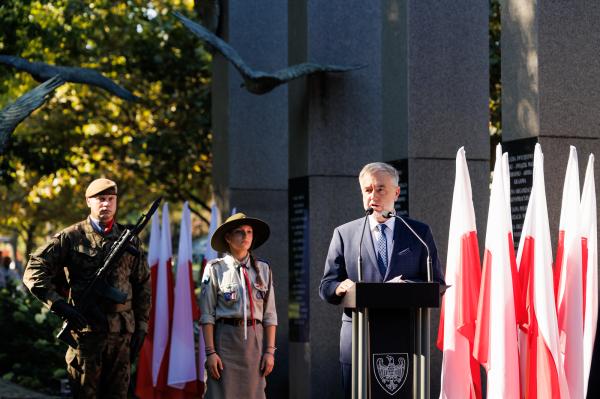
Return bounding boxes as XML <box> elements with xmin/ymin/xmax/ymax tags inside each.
<box><xmin>66</xmin><ymin>331</ymin><xmax>131</xmax><ymax>399</ymax></box>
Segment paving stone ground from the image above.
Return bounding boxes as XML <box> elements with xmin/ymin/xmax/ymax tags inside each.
<box><xmin>0</xmin><ymin>380</ymin><xmax>59</xmax><ymax>399</ymax></box>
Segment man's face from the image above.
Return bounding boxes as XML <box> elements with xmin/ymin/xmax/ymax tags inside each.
<box><xmin>86</xmin><ymin>194</ymin><xmax>117</xmax><ymax>223</ymax></box>
<box><xmin>359</xmin><ymin>171</ymin><xmax>400</xmax><ymax>220</ymax></box>
<box><xmin>225</xmin><ymin>224</ymin><xmax>253</xmax><ymax>255</ymax></box>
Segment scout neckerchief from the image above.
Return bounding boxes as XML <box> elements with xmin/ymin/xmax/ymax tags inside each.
<box><xmin>238</xmin><ymin>254</ymin><xmax>256</xmax><ymax>340</ymax></box>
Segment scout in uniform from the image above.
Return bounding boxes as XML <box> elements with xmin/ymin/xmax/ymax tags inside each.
<box><xmin>200</xmin><ymin>213</ymin><xmax>278</xmax><ymax>399</ymax></box>
<box><xmin>23</xmin><ymin>178</ymin><xmax>151</xmax><ymax>398</ymax></box>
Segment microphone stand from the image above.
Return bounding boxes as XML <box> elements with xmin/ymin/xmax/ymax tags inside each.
<box><xmin>383</xmin><ymin>211</ymin><xmax>433</xmax><ymax>399</ymax></box>
<box><xmin>357</xmin><ymin>208</ymin><xmax>373</xmax><ymax>282</ymax></box>
<box><xmin>352</xmin><ymin>208</ymin><xmax>372</xmax><ymax>399</ymax></box>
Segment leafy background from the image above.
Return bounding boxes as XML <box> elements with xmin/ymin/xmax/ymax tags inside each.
<box><xmin>1</xmin><ymin>0</ymin><xmax>213</xmax><ymax>394</ymax></box>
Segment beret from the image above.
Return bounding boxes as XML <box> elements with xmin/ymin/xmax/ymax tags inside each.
<box><xmin>85</xmin><ymin>178</ymin><xmax>117</xmax><ymax>198</ymax></box>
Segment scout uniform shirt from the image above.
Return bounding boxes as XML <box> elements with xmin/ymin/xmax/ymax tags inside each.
<box><xmin>200</xmin><ymin>254</ymin><xmax>277</xmax><ymax>328</ymax></box>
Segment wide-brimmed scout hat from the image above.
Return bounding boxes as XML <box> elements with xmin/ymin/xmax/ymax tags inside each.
<box><xmin>211</xmin><ymin>212</ymin><xmax>270</xmax><ymax>253</ymax></box>
<box><xmin>85</xmin><ymin>178</ymin><xmax>117</xmax><ymax>198</ymax></box>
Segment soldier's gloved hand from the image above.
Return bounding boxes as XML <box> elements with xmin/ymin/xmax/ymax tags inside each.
<box><xmin>51</xmin><ymin>300</ymin><xmax>87</xmax><ymax>330</ymax></box>
<box><xmin>130</xmin><ymin>330</ymin><xmax>146</xmax><ymax>362</ymax></box>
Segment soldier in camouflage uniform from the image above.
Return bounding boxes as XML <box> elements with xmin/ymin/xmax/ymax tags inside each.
<box><xmin>23</xmin><ymin>178</ymin><xmax>151</xmax><ymax>398</ymax></box>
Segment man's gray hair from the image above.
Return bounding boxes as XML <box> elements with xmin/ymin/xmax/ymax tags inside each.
<box><xmin>359</xmin><ymin>162</ymin><xmax>399</xmax><ymax>186</ymax></box>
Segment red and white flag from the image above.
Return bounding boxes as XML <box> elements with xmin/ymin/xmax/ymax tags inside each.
<box><xmin>152</xmin><ymin>203</ymin><xmax>175</xmax><ymax>390</ymax></box>
<box><xmin>502</xmin><ymin>151</ymin><xmax>527</xmax><ymax>329</ymax></box>
<box><xmin>555</xmin><ymin>146</ymin><xmax>584</xmax><ymax>399</ymax></box>
<box><xmin>437</xmin><ymin>147</ymin><xmax>482</xmax><ymax>399</ymax></box>
<box><xmin>168</xmin><ymin>202</ymin><xmax>202</xmax><ymax>395</ymax></box>
<box><xmin>581</xmin><ymin>154</ymin><xmax>598</xmax><ymax>395</ymax></box>
<box><xmin>473</xmin><ymin>144</ymin><xmax>520</xmax><ymax>398</ymax></box>
<box><xmin>135</xmin><ymin>211</ymin><xmax>161</xmax><ymax>398</ymax></box>
<box><xmin>516</xmin><ymin>144</ymin><xmax>569</xmax><ymax>399</ymax></box>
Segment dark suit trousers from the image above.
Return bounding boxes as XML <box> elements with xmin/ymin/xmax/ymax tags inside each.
<box><xmin>341</xmin><ymin>362</ymin><xmax>351</xmax><ymax>399</ymax></box>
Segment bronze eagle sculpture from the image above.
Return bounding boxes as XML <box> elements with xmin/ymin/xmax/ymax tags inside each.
<box><xmin>173</xmin><ymin>12</ymin><xmax>365</xmax><ymax>95</ymax></box>
<box><xmin>0</xmin><ymin>75</ymin><xmax>65</xmax><ymax>153</ymax></box>
<box><xmin>0</xmin><ymin>55</ymin><xmax>138</xmax><ymax>102</ymax></box>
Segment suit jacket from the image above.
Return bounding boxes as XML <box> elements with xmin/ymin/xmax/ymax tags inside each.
<box><xmin>319</xmin><ymin>216</ymin><xmax>445</xmax><ymax>364</ymax></box>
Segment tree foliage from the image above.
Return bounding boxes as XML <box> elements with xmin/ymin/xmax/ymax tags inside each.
<box><xmin>0</xmin><ymin>0</ymin><xmax>212</xmax><ymax>253</ymax></box>
<box><xmin>0</xmin><ymin>282</ymin><xmax>65</xmax><ymax>394</ymax></box>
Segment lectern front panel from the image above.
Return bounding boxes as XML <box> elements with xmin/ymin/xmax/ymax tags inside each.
<box><xmin>368</xmin><ymin>308</ymin><xmax>414</xmax><ymax>398</ymax></box>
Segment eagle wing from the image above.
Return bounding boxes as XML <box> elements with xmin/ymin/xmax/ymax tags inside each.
<box><xmin>0</xmin><ymin>55</ymin><xmax>138</xmax><ymax>102</ymax></box>
<box><xmin>0</xmin><ymin>75</ymin><xmax>64</xmax><ymax>153</ymax></box>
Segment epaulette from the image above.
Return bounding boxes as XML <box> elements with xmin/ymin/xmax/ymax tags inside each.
<box><xmin>255</xmin><ymin>258</ymin><xmax>270</xmax><ymax>267</ymax></box>
<box><xmin>206</xmin><ymin>257</ymin><xmax>224</xmax><ymax>267</ymax></box>
<box><xmin>60</xmin><ymin>221</ymin><xmax>85</xmax><ymax>238</ymax></box>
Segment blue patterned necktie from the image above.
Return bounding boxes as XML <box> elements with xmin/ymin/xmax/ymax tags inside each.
<box><xmin>376</xmin><ymin>224</ymin><xmax>388</xmax><ymax>277</ymax></box>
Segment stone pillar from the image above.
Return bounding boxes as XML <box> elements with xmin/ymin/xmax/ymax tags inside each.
<box><xmin>211</xmin><ymin>1</ymin><xmax>289</xmax><ymax>397</ymax></box>
<box><xmin>502</xmin><ymin>1</ymin><xmax>600</xmax><ymax>395</ymax></box>
<box><xmin>288</xmin><ymin>1</ymin><xmax>489</xmax><ymax>397</ymax></box>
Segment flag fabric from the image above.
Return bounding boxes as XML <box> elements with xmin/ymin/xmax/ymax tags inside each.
<box><xmin>502</xmin><ymin>152</ymin><xmax>512</xmax><ymax>231</ymax></box>
<box><xmin>516</xmin><ymin>144</ymin><xmax>569</xmax><ymax>399</ymax></box>
<box><xmin>168</xmin><ymin>202</ymin><xmax>202</xmax><ymax>395</ymax></box>
<box><xmin>502</xmin><ymin>151</ymin><xmax>527</xmax><ymax>328</ymax></box>
<box><xmin>473</xmin><ymin>144</ymin><xmax>520</xmax><ymax>398</ymax></box>
<box><xmin>555</xmin><ymin>146</ymin><xmax>584</xmax><ymax>399</ymax></box>
<box><xmin>581</xmin><ymin>154</ymin><xmax>598</xmax><ymax>395</ymax></box>
<box><xmin>152</xmin><ymin>203</ymin><xmax>175</xmax><ymax>391</ymax></box>
<box><xmin>135</xmin><ymin>212</ymin><xmax>161</xmax><ymax>399</ymax></box>
<box><xmin>438</xmin><ymin>147</ymin><xmax>482</xmax><ymax>399</ymax></box>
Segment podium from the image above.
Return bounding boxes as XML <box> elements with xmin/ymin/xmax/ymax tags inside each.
<box><xmin>342</xmin><ymin>282</ymin><xmax>440</xmax><ymax>399</ymax></box>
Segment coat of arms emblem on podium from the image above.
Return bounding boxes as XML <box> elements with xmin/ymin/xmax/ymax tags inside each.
<box><xmin>372</xmin><ymin>353</ymin><xmax>409</xmax><ymax>395</ymax></box>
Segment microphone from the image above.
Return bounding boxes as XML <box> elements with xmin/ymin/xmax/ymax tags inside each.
<box><xmin>382</xmin><ymin>210</ymin><xmax>433</xmax><ymax>282</ymax></box>
<box><xmin>357</xmin><ymin>207</ymin><xmax>374</xmax><ymax>282</ymax></box>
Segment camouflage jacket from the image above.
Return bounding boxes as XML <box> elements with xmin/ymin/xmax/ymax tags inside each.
<box><xmin>23</xmin><ymin>218</ymin><xmax>151</xmax><ymax>334</ymax></box>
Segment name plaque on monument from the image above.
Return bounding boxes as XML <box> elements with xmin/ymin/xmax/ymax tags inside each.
<box><xmin>388</xmin><ymin>159</ymin><xmax>409</xmax><ymax>216</ymax></box>
<box><xmin>503</xmin><ymin>137</ymin><xmax>537</xmax><ymax>246</ymax></box>
<box><xmin>288</xmin><ymin>176</ymin><xmax>310</xmax><ymax>342</ymax></box>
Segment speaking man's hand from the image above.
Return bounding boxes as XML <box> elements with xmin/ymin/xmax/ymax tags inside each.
<box><xmin>335</xmin><ymin>279</ymin><xmax>354</xmax><ymax>296</ymax></box>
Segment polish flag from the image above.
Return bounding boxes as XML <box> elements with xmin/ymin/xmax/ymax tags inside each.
<box><xmin>135</xmin><ymin>212</ymin><xmax>161</xmax><ymax>399</ymax></box>
<box><xmin>581</xmin><ymin>154</ymin><xmax>598</xmax><ymax>395</ymax></box>
<box><xmin>152</xmin><ymin>203</ymin><xmax>175</xmax><ymax>390</ymax></box>
<box><xmin>555</xmin><ymin>146</ymin><xmax>584</xmax><ymax>399</ymax></box>
<box><xmin>502</xmin><ymin>151</ymin><xmax>527</xmax><ymax>329</ymax></box>
<box><xmin>168</xmin><ymin>202</ymin><xmax>202</xmax><ymax>396</ymax></box>
<box><xmin>516</xmin><ymin>144</ymin><xmax>569</xmax><ymax>399</ymax></box>
<box><xmin>437</xmin><ymin>147</ymin><xmax>482</xmax><ymax>399</ymax></box>
<box><xmin>473</xmin><ymin>144</ymin><xmax>520</xmax><ymax>398</ymax></box>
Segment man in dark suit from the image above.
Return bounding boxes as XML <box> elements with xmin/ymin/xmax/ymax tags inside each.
<box><xmin>319</xmin><ymin>162</ymin><xmax>445</xmax><ymax>398</ymax></box>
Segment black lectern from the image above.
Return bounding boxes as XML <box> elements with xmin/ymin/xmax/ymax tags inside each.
<box><xmin>342</xmin><ymin>282</ymin><xmax>440</xmax><ymax>399</ymax></box>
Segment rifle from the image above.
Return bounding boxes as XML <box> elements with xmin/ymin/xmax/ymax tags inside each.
<box><xmin>57</xmin><ymin>197</ymin><xmax>162</xmax><ymax>348</ymax></box>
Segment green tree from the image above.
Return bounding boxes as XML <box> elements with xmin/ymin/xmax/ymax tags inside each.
<box><xmin>0</xmin><ymin>283</ymin><xmax>65</xmax><ymax>394</ymax></box>
<box><xmin>0</xmin><ymin>0</ymin><xmax>213</xmax><ymax>254</ymax></box>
